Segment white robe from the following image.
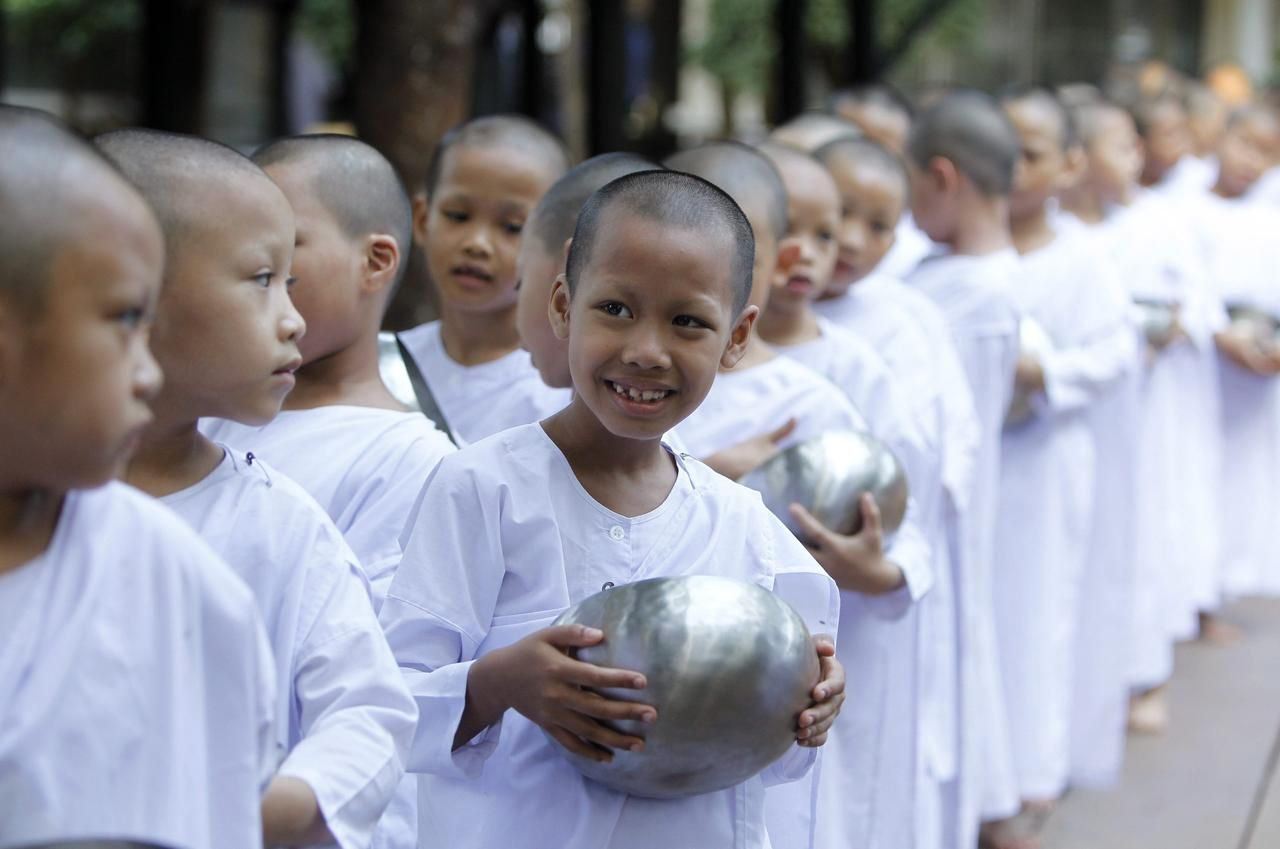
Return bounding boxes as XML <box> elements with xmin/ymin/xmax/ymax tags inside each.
<box><xmin>879</xmin><ymin>214</ymin><xmax>937</xmax><ymax>280</ymax></box>
<box><xmin>202</xmin><ymin>406</ymin><xmax>455</xmax><ymax>608</ymax></box>
<box><xmin>816</xmin><ymin>274</ymin><xmax>976</xmax><ymax>849</ymax></box>
<box><xmin>399</xmin><ymin>320</ymin><xmax>571</xmax><ymax>446</ymax></box>
<box><xmin>993</xmin><ymin>229</ymin><xmax>1134</xmax><ymax>801</ymax></box>
<box><xmin>0</xmin><ymin>482</ymin><xmax>276</xmax><ymax>849</ymax></box>
<box><xmin>908</xmin><ymin>249</ymin><xmax>1024</xmax><ymax>825</ymax></box>
<box><xmin>1152</xmin><ymin>155</ymin><xmax>1217</xmax><ymax>198</ymax></box>
<box><xmin>676</xmin><ymin>354</ymin><xmax>932</xmax><ymax>849</ymax></box>
<box><xmin>379</xmin><ymin>424</ymin><xmax>839</xmax><ymax>849</ymax></box>
<box><xmin>163</xmin><ymin>449</ymin><xmax>418</xmax><ymax>849</ymax></box>
<box><xmin>1194</xmin><ymin>195</ymin><xmax>1280</xmax><ymax>597</ymax></box>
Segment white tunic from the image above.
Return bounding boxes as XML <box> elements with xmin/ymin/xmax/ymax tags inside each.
<box><xmin>819</xmin><ymin>274</ymin><xmax>977</xmax><ymax>849</ymax></box>
<box><xmin>202</xmin><ymin>406</ymin><xmax>455</xmax><ymax>608</ymax></box>
<box><xmin>379</xmin><ymin>424</ymin><xmax>839</xmax><ymax>849</ymax></box>
<box><xmin>399</xmin><ymin>320</ymin><xmax>571</xmax><ymax>445</ymax></box>
<box><xmin>163</xmin><ymin>450</ymin><xmax>418</xmax><ymax>849</ymax></box>
<box><xmin>1194</xmin><ymin>195</ymin><xmax>1280</xmax><ymax>598</ymax></box>
<box><xmin>0</xmin><ymin>482</ymin><xmax>276</xmax><ymax>849</ymax></box>
<box><xmin>879</xmin><ymin>214</ymin><xmax>937</xmax><ymax>280</ymax></box>
<box><xmin>676</xmin><ymin>355</ymin><xmax>932</xmax><ymax>849</ymax></box>
<box><xmin>993</xmin><ymin>229</ymin><xmax>1135</xmax><ymax>801</ymax></box>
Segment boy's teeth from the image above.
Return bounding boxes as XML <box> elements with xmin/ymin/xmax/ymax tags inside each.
<box><xmin>611</xmin><ymin>382</ymin><xmax>668</xmax><ymax>402</ymax></box>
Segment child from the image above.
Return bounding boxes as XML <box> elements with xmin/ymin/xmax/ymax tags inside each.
<box><xmin>904</xmin><ymin>89</ymin><xmax>1026</xmax><ymax>849</ymax></box>
<box><xmin>753</xmin><ymin>139</ymin><xmax>940</xmax><ymax>849</ymax></box>
<box><xmin>1132</xmin><ymin>92</ymin><xmax>1206</xmax><ymax>197</ymax></box>
<box><xmin>379</xmin><ymin>170</ymin><xmax>845</xmax><ymax>849</ymax></box>
<box><xmin>994</xmin><ymin>87</ymin><xmax>1136</xmax><ymax>815</ymax></box>
<box><xmin>812</xmin><ymin>134</ymin><xmax>982</xmax><ymax>849</ymax></box>
<box><xmin>399</xmin><ymin>115</ymin><xmax>572</xmax><ymax>445</ymax></box>
<box><xmin>0</xmin><ymin>107</ymin><xmax>276</xmax><ymax>848</ymax></box>
<box><xmin>769</xmin><ymin>111</ymin><xmax>863</xmax><ymax>154</ymax></box>
<box><xmin>516</xmin><ymin>152</ymin><xmax>659</xmax><ymax>390</ymax></box>
<box><xmin>201</xmin><ymin>134</ymin><xmax>455</xmax><ymax>608</ymax></box>
<box><xmin>668</xmin><ymin>141</ymin><xmax>933</xmax><ymax>849</ymax></box>
<box><xmin>1064</xmin><ymin>97</ymin><xmax>1223</xmax><ymax>744</ymax></box>
<box><xmin>97</xmin><ymin>129</ymin><xmax>418</xmax><ymax>849</ymax></box>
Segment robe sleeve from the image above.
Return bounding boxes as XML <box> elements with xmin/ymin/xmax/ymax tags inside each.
<box><xmin>379</xmin><ymin>457</ymin><xmax>509</xmax><ymax>781</ymax></box>
<box><xmin>276</xmin><ymin>553</ymin><xmax>419</xmax><ymax>849</ymax></box>
<box><xmin>1039</xmin><ymin>321</ymin><xmax>1137</xmax><ymax>415</ymax></box>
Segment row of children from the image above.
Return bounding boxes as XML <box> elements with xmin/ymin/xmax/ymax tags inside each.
<box><xmin>2</xmin><ymin>64</ymin><xmax>1278</xmax><ymax>849</ymax></box>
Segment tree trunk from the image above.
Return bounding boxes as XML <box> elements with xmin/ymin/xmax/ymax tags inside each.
<box><xmin>353</xmin><ymin>0</ymin><xmax>502</xmax><ymax>329</ymax></box>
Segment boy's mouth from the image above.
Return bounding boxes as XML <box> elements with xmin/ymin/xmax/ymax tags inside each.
<box><xmin>785</xmin><ymin>274</ymin><xmax>816</xmax><ymax>294</ymax></box>
<box><xmin>606</xmin><ymin>380</ymin><xmax>675</xmax><ymax>404</ymax></box>
<box><xmin>451</xmin><ymin>264</ymin><xmax>495</xmax><ymax>286</ymax></box>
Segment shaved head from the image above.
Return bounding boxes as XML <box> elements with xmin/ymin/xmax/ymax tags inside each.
<box><xmin>815</xmin><ymin>135</ymin><xmax>910</xmax><ymax>196</ymax></box>
<box><xmin>424</xmin><ymin>113</ymin><xmax>569</xmax><ymax>195</ymax></box>
<box><xmin>95</xmin><ymin>128</ymin><xmax>274</xmax><ymax>259</ymax></box>
<box><xmin>528</xmin><ymin>152</ymin><xmax>660</xmax><ymax>257</ymax></box>
<box><xmin>665</xmin><ymin>141</ymin><xmax>789</xmax><ymax>242</ymax></box>
<box><xmin>0</xmin><ymin>107</ymin><xmax>156</xmax><ymax>315</ymax></box>
<box><xmin>1000</xmin><ymin>84</ymin><xmax>1077</xmax><ymax>148</ymax></box>
<box><xmin>254</xmin><ymin>134</ymin><xmax>413</xmax><ymax>286</ymax></box>
<box><xmin>829</xmin><ymin>83</ymin><xmax>914</xmax><ymax>120</ymax></box>
<box><xmin>566</xmin><ymin>170</ymin><xmax>755</xmax><ymax>314</ymax></box>
<box><xmin>770</xmin><ymin>111</ymin><xmax>862</xmax><ymax>153</ymax></box>
<box><xmin>908</xmin><ymin>89</ymin><xmax>1020</xmax><ymax>196</ymax></box>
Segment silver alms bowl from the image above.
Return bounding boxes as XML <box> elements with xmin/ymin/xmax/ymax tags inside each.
<box><xmin>551</xmin><ymin>575</ymin><xmax>819</xmax><ymax>798</ymax></box>
<box><xmin>739</xmin><ymin>430</ymin><xmax>908</xmax><ymax>542</ymax></box>
<box><xmin>1133</xmin><ymin>298</ymin><xmax>1180</xmax><ymax>348</ymax></box>
<box><xmin>1006</xmin><ymin>316</ymin><xmax>1054</xmax><ymax>427</ymax></box>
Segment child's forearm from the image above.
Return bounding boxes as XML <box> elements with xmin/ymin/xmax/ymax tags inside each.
<box><xmin>261</xmin><ymin>775</ymin><xmax>332</xmax><ymax>847</ymax></box>
<box><xmin>454</xmin><ymin>650</ymin><xmax>510</xmax><ymax>750</ymax></box>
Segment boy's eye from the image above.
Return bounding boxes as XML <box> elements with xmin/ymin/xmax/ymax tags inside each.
<box><xmin>502</xmin><ymin>220</ymin><xmax>524</xmax><ymax>235</ymax></box>
<box><xmin>673</xmin><ymin>315</ymin><xmax>709</xmax><ymax>329</ymax></box>
<box><xmin>818</xmin><ymin>229</ymin><xmax>833</xmax><ymax>242</ymax></box>
<box><xmin>872</xmin><ymin>221</ymin><xmax>890</xmax><ymax>235</ymax></box>
<box><xmin>599</xmin><ymin>301</ymin><xmax>632</xmax><ymax>318</ymax></box>
<box><xmin>253</xmin><ymin>272</ymin><xmax>273</xmax><ymax>288</ymax></box>
<box><xmin>115</xmin><ymin>306</ymin><xmax>147</xmax><ymax>331</ymax></box>
<box><xmin>285</xmin><ymin>276</ymin><xmax>299</xmax><ymax>290</ymax></box>
<box><xmin>442</xmin><ymin>210</ymin><xmax>468</xmax><ymax>223</ymax></box>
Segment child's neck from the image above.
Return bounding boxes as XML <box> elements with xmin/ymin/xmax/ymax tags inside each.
<box><xmin>1010</xmin><ymin>204</ymin><xmax>1058</xmax><ymax>254</ymax></box>
<box><xmin>948</xmin><ymin>196</ymin><xmax>1013</xmax><ymax>256</ymax></box>
<box><xmin>124</xmin><ymin>399</ymin><xmax>226</xmax><ymax>498</ymax></box>
<box><xmin>0</xmin><ymin>485</ymin><xmax>63</xmax><ymax>576</ymax></box>
<box><xmin>439</xmin><ymin>302</ymin><xmax>521</xmax><ymax>366</ymax></box>
<box><xmin>1212</xmin><ymin>177</ymin><xmax>1241</xmax><ymax>201</ymax></box>
<box><xmin>285</xmin><ymin>331</ymin><xmax>405</xmax><ymax>412</ymax></box>
<box><xmin>541</xmin><ymin>403</ymin><xmax>677</xmax><ymax>518</ymax></box>
<box><xmin>723</xmin><ymin>326</ymin><xmax>777</xmax><ymax>372</ymax></box>
<box><xmin>756</xmin><ymin>296</ymin><xmax>822</xmax><ymax>348</ymax></box>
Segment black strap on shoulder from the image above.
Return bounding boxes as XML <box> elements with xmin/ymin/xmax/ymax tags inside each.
<box><xmin>395</xmin><ymin>333</ymin><xmax>458</xmax><ymax>447</ymax></box>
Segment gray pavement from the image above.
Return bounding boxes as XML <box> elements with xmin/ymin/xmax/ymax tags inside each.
<box><xmin>1042</xmin><ymin>598</ymin><xmax>1280</xmax><ymax>849</ymax></box>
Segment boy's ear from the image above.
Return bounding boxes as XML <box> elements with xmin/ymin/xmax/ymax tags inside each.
<box><xmin>1060</xmin><ymin>144</ymin><xmax>1088</xmax><ymax>191</ymax></box>
<box><xmin>929</xmin><ymin>156</ymin><xmax>959</xmax><ymax>193</ymax></box>
<box><xmin>411</xmin><ymin>192</ymin><xmax>430</xmax><ymax>247</ymax></box>
<box><xmin>548</xmin><ymin>274</ymin><xmax>572</xmax><ymax>341</ymax></box>
<box><xmin>721</xmin><ymin>304</ymin><xmax>759</xmax><ymax>369</ymax></box>
<box><xmin>362</xmin><ymin>234</ymin><xmax>401</xmax><ymax>296</ymax></box>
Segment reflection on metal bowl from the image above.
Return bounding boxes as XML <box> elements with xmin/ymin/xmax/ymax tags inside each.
<box><xmin>377</xmin><ymin>331</ymin><xmax>420</xmax><ymax>411</ymax></box>
<box><xmin>1006</xmin><ymin>316</ymin><xmax>1054</xmax><ymax>427</ymax></box>
<box><xmin>1226</xmin><ymin>303</ymin><xmax>1280</xmax><ymax>348</ymax></box>
<box><xmin>738</xmin><ymin>429</ymin><xmax>908</xmax><ymax>541</ymax></box>
<box><xmin>552</xmin><ymin>576</ymin><xmax>819</xmax><ymax>798</ymax></box>
<box><xmin>1133</xmin><ymin>298</ymin><xmax>1180</xmax><ymax>348</ymax></box>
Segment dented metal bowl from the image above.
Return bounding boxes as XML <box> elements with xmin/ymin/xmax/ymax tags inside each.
<box><xmin>551</xmin><ymin>575</ymin><xmax>819</xmax><ymax>798</ymax></box>
<box><xmin>738</xmin><ymin>429</ymin><xmax>909</xmax><ymax>541</ymax></box>
<box><xmin>1133</xmin><ymin>298</ymin><xmax>1180</xmax><ymax>348</ymax></box>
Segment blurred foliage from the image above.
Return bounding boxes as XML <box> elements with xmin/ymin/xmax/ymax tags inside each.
<box><xmin>4</xmin><ymin>0</ymin><xmax>139</xmax><ymax>65</ymax></box>
<box><xmin>296</xmin><ymin>0</ymin><xmax>355</xmax><ymax>72</ymax></box>
<box><xmin>687</xmin><ymin>0</ymin><xmax>985</xmax><ymax>96</ymax></box>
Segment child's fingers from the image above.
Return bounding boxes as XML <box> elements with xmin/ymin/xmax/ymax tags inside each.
<box><xmin>768</xmin><ymin>417</ymin><xmax>798</xmax><ymax>445</ymax></box>
<box><xmin>812</xmin><ymin>653</ymin><xmax>847</xmax><ymax>702</ymax></box>
<box><xmin>565</xmin><ymin>688</ymin><xmax>657</xmax><ymax>725</ymax></box>
<box><xmin>812</xmin><ymin>633</ymin><xmax>837</xmax><ymax>657</ymax></box>
<box><xmin>546</xmin><ymin>724</ymin><xmax>614</xmax><ymax>763</ymax></box>
<box><xmin>553</xmin><ymin>708</ymin><xmax>647</xmax><ymax>754</ymax></box>
<box><xmin>562</xmin><ymin>656</ymin><xmax>648</xmax><ymax>691</ymax></box>
<box><xmin>541</xmin><ymin>623</ymin><xmax>606</xmax><ymax>649</ymax></box>
<box><xmin>857</xmin><ymin>493</ymin><xmax>882</xmax><ymax>537</ymax></box>
<box><xmin>788</xmin><ymin>503</ymin><xmax>839</xmax><ymax>550</ymax></box>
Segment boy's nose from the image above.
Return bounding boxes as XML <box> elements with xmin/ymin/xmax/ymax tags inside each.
<box><xmin>621</xmin><ymin>325</ymin><xmax>672</xmax><ymax>369</ymax></box>
<box><xmin>133</xmin><ymin>343</ymin><xmax>164</xmax><ymax>402</ymax></box>
<box><xmin>462</xmin><ymin>227</ymin><xmax>494</xmax><ymax>258</ymax></box>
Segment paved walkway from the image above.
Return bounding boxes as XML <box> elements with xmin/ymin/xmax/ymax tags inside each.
<box><xmin>1042</xmin><ymin>598</ymin><xmax>1280</xmax><ymax>849</ymax></box>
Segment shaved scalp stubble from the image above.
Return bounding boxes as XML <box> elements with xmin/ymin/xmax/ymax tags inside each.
<box><xmin>814</xmin><ymin>135</ymin><xmax>911</xmax><ymax>197</ymax></box>
<box><xmin>908</xmin><ymin>89</ymin><xmax>1021</xmax><ymax>196</ymax></box>
<box><xmin>565</xmin><ymin>170</ymin><xmax>756</xmax><ymax>315</ymax></box>
<box><xmin>664</xmin><ymin>141</ymin><xmax>789</xmax><ymax>243</ymax></box>
<box><xmin>527</xmin><ymin>152</ymin><xmax>660</xmax><ymax>257</ymax></box>
<box><xmin>423</xmin><ymin>113</ymin><xmax>570</xmax><ymax>195</ymax></box>
<box><xmin>254</xmin><ymin>134</ymin><xmax>414</xmax><ymax>287</ymax></box>
<box><xmin>829</xmin><ymin>82</ymin><xmax>916</xmax><ymax>120</ymax></box>
<box><xmin>0</xmin><ymin>107</ymin><xmax>152</xmax><ymax>315</ymax></box>
<box><xmin>999</xmin><ymin>83</ymin><xmax>1079</xmax><ymax>149</ymax></box>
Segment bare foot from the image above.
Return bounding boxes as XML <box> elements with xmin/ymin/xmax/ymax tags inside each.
<box><xmin>980</xmin><ymin>816</ymin><xmax>1042</xmax><ymax>849</ymax></box>
<box><xmin>1128</xmin><ymin>686</ymin><xmax>1170</xmax><ymax>734</ymax></box>
<box><xmin>1198</xmin><ymin>612</ymin><xmax>1245</xmax><ymax>646</ymax></box>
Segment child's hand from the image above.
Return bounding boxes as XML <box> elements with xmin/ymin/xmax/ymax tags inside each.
<box><xmin>788</xmin><ymin>494</ymin><xmax>905</xmax><ymax>595</ymax></box>
<box><xmin>796</xmin><ymin>634</ymin><xmax>845</xmax><ymax>748</ymax></box>
<box><xmin>471</xmin><ymin>624</ymin><xmax>656</xmax><ymax>763</ymax></box>
<box><xmin>704</xmin><ymin>418</ymin><xmax>797</xmax><ymax>480</ymax></box>
<box><xmin>1014</xmin><ymin>354</ymin><xmax>1046</xmax><ymax>393</ymax></box>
